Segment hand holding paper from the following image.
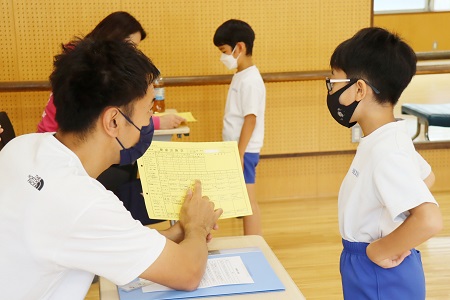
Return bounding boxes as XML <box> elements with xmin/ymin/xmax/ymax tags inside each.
<box><xmin>159</xmin><ymin>114</ymin><xmax>186</xmax><ymax>129</ymax></box>
<box><xmin>156</xmin><ymin>112</ymin><xmax>197</xmax><ymax>122</ymax></box>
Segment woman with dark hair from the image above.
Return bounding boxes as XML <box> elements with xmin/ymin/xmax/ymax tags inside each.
<box><xmin>86</xmin><ymin>11</ymin><xmax>147</xmax><ymax>42</ymax></box>
<box><xmin>37</xmin><ymin>11</ymin><xmax>185</xmax><ymax>133</ymax></box>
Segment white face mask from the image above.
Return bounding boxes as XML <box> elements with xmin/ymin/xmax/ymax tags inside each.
<box><xmin>220</xmin><ymin>46</ymin><xmax>241</xmax><ymax>70</ymax></box>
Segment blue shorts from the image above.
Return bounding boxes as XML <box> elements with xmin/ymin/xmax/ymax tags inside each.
<box><xmin>243</xmin><ymin>153</ymin><xmax>260</xmax><ymax>184</ymax></box>
<box><xmin>340</xmin><ymin>239</ymin><xmax>425</xmax><ymax>300</ymax></box>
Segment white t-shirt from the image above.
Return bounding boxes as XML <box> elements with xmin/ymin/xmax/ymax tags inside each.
<box><xmin>339</xmin><ymin>120</ymin><xmax>437</xmax><ymax>243</ymax></box>
<box><xmin>0</xmin><ymin>133</ymin><xmax>166</xmax><ymax>300</ymax></box>
<box><xmin>223</xmin><ymin>65</ymin><xmax>266</xmax><ymax>153</ymax></box>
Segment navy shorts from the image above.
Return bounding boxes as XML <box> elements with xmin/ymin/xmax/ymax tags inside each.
<box><xmin>340</xmin><ymin>239</ymin><xmax>425</xmax><ymax>300</ymax></box>
<box><xmin>243</xmin><ymin>152</ymin><xmax>260</xmax><ymax>184</ymax></box>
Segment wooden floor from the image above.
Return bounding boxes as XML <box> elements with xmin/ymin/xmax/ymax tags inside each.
<box><xmin>86</xmin><ymin>192</ymin><xmax>450</xmax><ymax>300</ymax></box>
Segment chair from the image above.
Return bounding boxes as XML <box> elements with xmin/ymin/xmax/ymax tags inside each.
<box><xmin>0</xmin><ymin>111</ymin><xmax>16</xmax><ymax>151</ymax></box>
<box><xmin>401</xmin><ymin>103</ymin><xmax>450</xmax><ymax>141</ymax></box>
<box><xmin>97</xmin><ymin>164</ymin><xmax>138</xmax><ymax>192</ymax></box>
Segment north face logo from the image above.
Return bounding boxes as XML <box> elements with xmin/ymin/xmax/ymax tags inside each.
<box><xmin>28</xmin><ymin>175</ymin><xmax>44</xmax><ymax>191</ymax></box>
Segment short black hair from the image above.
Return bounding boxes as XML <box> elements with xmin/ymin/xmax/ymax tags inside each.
<box><xmin>50</xmin><ymin>38</ymin><xmax>159</xmax><ymax>134</ymax></box>
<box><xmin>213</xmin><ymin>19</ymin><xmax>255</xmax><ymax>55</ymax></box>
<box><xmin>86</xmin><ymin>11</ymin><xmax>147</xmax><ymax>42</ymax></box>
<box><xmin>330</xmin><ymin>27</ymin><xmax>416</xmax><ymax>105</ymax></box>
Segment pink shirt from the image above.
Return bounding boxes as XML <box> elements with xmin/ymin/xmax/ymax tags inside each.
<box><xmin>37</xmin><ymin>94</ymin><xmax>160</xmax><ymax>132</ymax></box>
<box><xmin>37</xmin><ymin>94</ymin><xmax>58</xmax><ymax>133</ymax></box>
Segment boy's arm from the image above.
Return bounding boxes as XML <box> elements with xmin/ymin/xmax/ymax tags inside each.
<box><xmin>415</xmin><ymin>151</ymin><xmax>435</xmax><ymax>188</ymax></box>
<box><xmin>423</xmin><ymin>171</ymin><xmax>435</xmax><ymax>189</ymax></box>
<box><xmin>366</xmin><ymin>202</ymin><xmax>442</xmax><ymax>268</ymax></box>
<box><xmin>238</xmin><ymin>114</ymin><xmax>256</xmax><ymax>166</ymax></box>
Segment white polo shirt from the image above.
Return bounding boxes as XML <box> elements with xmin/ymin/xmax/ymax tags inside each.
<box><xmin>339</xmin><ymin>120</ymin><xmax>437</xmax><ymax>243</ymax></box>
<box><xmin>223</xmin><ymin>65</ymin><xmax>266</xmax><ymax>153</ymax></box>
<box><xmin>0</xmin><ymin>133</ymin><xmax>166</xmax><ymax>300</ymax></box>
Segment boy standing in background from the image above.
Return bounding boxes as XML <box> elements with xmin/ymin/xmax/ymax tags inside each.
<box><xmin>327</xmin><ymin>27</ymin><xmax>442</xmax><ymax>299</ymax></box>
<box><xmin>214</xmin><ymin>19</ymin><xmax>266</xmax><ymax>235</ymax></box>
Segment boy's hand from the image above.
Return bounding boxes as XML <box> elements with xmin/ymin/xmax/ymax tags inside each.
<box><xmin>239</xmin><ymin>153</ymin><xmax>244</xmax><ymax>169</ymax></box>
<box><xmin>179</xmin><ymin>180</ymin><xmax>223</xmax><ymax>239</ymax></box>
<box><xmin>366</xmin><ymin>242</ymin><xmax>411</xmax><ymax>268</ymax></box>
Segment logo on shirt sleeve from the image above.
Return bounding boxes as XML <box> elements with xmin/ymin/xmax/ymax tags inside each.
<box><xmin>352</xmin><ymin>168</ymin><xmax>359</xmax><ymax>177</ymax></box>
<box><xmin>28</xmin><ymin>175</ymin><xmax>44</xmax><ymax>191</ymax></box>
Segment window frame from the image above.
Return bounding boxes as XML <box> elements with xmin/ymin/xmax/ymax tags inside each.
<box><xmin>374</xmin><ymin>0</ymin><xmax>450</xmax><ymax>15</ymax></box>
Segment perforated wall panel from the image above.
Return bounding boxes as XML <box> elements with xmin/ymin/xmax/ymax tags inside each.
<box><xmin>3</xmin><ymin>1</ymin><xmax>413</xmax><ymax>200</ymax></box>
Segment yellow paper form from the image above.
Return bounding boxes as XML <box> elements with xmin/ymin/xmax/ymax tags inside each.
<box><xmin>154</xmin><ymin>111</ymin><xmax>197</xmax><ymax>122</ymax></box>
<box><xmin>137</xmin><ymin>141</ymin><xmax>252</xmax><ymax>220</ymax></box>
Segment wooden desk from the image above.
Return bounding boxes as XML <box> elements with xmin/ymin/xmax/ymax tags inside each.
<box><xmin>99</xmin><ymin>235</ymin><xmax>305</xmax><ymax>300</ymax></box>
<box><xmin>153</xmin><ymin>109</ymin><xmax>190</xmax><ymax>141</ymax></box>
<box><xmin>154</xmin><ymin>125</ymin><xmax>190</xmax><ymax>141</ymax></box>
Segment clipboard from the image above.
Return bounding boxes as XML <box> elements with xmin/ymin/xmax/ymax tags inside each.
<box><xmin>118</xmin><ymin>248</ymin><xmax>285</xmax><ymax>300</ymax></box>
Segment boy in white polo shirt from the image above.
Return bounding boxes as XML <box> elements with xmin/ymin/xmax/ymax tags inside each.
<box><xmin>213</xmin><ymin>19</ymin><xmax>266</xmax><ymax>235</ymax></box>
<box><xmin>326</xmin><ymin>27</ymin><xmax>442</xmax><ymax>299</ymax></box>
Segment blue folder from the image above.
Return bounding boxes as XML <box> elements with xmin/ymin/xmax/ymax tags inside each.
<box><xmin>118</xmin><ymin>248</ymin><xmax>285</xmax><ymax>300</ymax></box>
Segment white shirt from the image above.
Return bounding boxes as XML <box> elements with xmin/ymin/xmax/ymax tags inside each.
<box><xmin>0</xmin><ymin>133</ymin><xmax>166</xmax><ymax>300</ymax></box>
<box><xmin>223</xmin><ymin>65</ymin><xmax>266</xmax><ymax>153</ymax></box>
<box><xmin>339</xmin><ymin>120</ymin><xmax>437</xmax><ymax>243</ymax></box>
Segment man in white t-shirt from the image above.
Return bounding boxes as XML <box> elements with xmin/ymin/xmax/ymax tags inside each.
<box><xmin>0</xmin><ymin>38</ymin><xmax>222</xmax><ymax>300</ymax></box>
<box><xmin>214</xmin><ymin>19</ymin><xmax>266</xmax><ymax>236</ymax></box>
<box><xmin>326</xmin><ymin>27</ymin><xmax>442</xmax><ymax>299</ymax></box>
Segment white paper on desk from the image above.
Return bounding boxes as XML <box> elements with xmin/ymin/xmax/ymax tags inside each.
<box><xmin>141</xmin><ymin>256</ymin><xmax>254</xmax><ymax>293</ymax></box>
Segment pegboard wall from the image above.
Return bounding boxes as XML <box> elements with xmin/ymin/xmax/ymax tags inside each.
<box><xmin>13</xmin><ymin>1</ymin><xmax>446</xmax><ymax>200</ymax></box>
<box><xmin>256</xmin><ymin>148</ymin><xmax>450</xmax><ymax>202</ymax></box>
<box><xmin>1</xmin><ymin>0</ymin><xmax>371</xmax><ymax>148</ymax></box>
<box><xmin>374</xmin><ymin>12</ymin><xmax>450</xmax><ymax>52</ymax></box>
<box><xmin>255</xmin><ymin>154</ymin><xmax>355</xmax><ymax>201</ymax></box>
<box><xmin>419</xmin><ymin>149</ymin><xmax>450</xmax><ymax>193</ymax></box>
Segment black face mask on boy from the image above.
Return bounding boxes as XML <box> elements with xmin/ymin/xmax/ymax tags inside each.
<box><xmin>327</xmin><ymin>79</ymin><xmax>359</xmax><ymax>128</ymax></box>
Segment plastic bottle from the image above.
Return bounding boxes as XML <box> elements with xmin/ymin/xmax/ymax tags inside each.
<box><xmin>153</xmin><ymin>75</ymin><xmax>165</xmax><ymax>113</ymax></box>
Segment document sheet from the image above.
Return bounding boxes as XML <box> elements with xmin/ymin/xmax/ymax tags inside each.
<box><xmin>137</xmin><ymin>141</ymin><xmax>252</xmax><ymax>220</ymax></box>
<box><xmin>154</xmin><ymin>111</ymin><xmax>197</xmax><ymax>122</ymax></box>
<box><xmin>118</xmin><ymin>248</ymin><xmax>285</xmax><ymax>300</ymax></box>
<box><xmin>123</xmin><ymin>256</ymin><xmax>254</xmax><ymax>293</ymax></box>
